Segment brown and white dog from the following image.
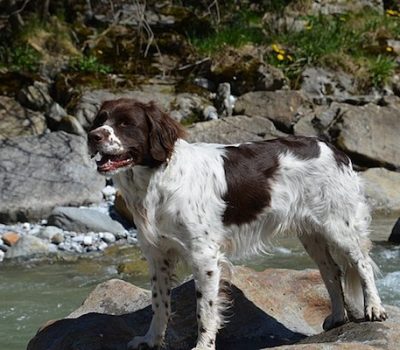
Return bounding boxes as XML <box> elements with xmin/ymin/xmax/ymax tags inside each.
<box><xmin>88</xmin><ymin>98</ymin><xmax>387</xmax><ymax>350</ymax></box>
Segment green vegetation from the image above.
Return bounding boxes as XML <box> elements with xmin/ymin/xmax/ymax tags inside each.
<box><xmin>189</xmin><ymin>10</ymin><xmax>264</xmax><ymax>54</ymax></box>
<box><xmin>0</xmin><ymin>45</ymin><xmax>41</xmax><ymax>72</ymax></box>
<box><xmin>189</xmin><ymin>8</ymin><xmax>400</xmax><ymax>89</ymax></box>
<box><xmin>267</xmin><ymin>11</ymin><xmax>400</xmax><ymax>88</ymax></box>
<box><xmin>68</xmin><ymin>56</ymin><xmax>112</xmax><ymax>74</ymax></box>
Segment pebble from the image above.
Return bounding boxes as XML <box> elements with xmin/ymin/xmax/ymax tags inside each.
<box><xmin>0</xmin><ymin>185</ymin><xmax>140</xmax><ymax>263</ymax></box>
<box><xmin>51</xmin><ymin>233</ymin><xmax>64</xmax><ymax>245</ymax></box>
<box><xmin>83</xmin><ymin>236</ymin><xmax>93</xmax><ymax>246</ymax></box>
<box><xmin>100</xmin><ymin>232</ymin><xmax>116</xmax><ymax>243</ymax></box>
<box><xmin>2</xmin><ymin>232</ymin><xmax>21</xmax><ymax>246</ymax></box>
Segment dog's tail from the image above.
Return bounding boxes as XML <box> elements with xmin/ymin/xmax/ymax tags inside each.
<box><xmin>343</xmin><ymin>265</ymin><xmax>364</xmax><ymax>319</ymax></box>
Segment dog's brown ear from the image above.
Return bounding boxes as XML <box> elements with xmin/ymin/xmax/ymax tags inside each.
<box><xmin>144</xmin><ymin>101</ymin><xmax>186</xmax><ymax>162</ymax></box>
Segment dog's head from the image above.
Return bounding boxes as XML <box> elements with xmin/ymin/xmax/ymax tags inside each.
<box><xmin>88</xmin><ymin>98</ymin><xmax>186</xmax><ymax>175</ymax></box>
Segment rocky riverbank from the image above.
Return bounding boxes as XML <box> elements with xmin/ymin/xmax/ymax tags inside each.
<box><xmin>27</xmin><ymin>266</ymin><xmax>400</xmax><ymax>350</ymax></box>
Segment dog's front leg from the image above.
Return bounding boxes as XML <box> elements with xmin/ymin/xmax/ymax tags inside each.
<box><xmin>190</xmin><ymin>248</ymin><xmax>222</xmax><ymax>350</ymax></box>
<box><xmin>128</xmin><ymin>255</ymin><xmax>173</xmax><ymax>350</ymax></box>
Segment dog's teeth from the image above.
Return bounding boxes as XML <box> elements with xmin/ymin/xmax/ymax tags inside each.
<box><xmin>94</xmin><ymin>153</ymin><xmax>102</xmax><ymax>161</ymax></box>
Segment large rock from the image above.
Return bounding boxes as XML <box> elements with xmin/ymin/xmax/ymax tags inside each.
<box><xmin>0</xmin><ymin>132</ymin><xmax>105</xmax><ymax>223</ymax></box>
<box><xmin>47</xmin><ymin>207</ymin><xmax>127</xmax><ymax>235</ymax></box>
<box><xmin>27</xmin><ymin>267</ymin><xmax>400</xmax><ymax>350</ymax></box>
<box><xmin>389</xmin><ymin>218</ymin><xmax>400</xmax><ymax>244</ymax></box>
<box><xmin>234</xmin><ymin>91</ymin><xmax>309</xmax><ymax>132</ymax></box>
<box><xmin>0</xmin><ymin>96</ymin><xmax>46</xmax><ymax>140</ymax></box>
<box><xmin>187</xmin><ymin>115</ymin><xmax>285</xmax><ymax>144</ymax></box>
<box><xmin>75</xmin><ymin>86</ymin><xmax>176</xmax><ymax>130</ymax></box>
<box><xmin>4</xmin><ymin>235</ymin><xmax>50</xmax><ymax>259</ymax></box>
<box><xmin>67</xmin><ymin>279</ymin><xmax>151</xmax><ymax>319</ymax></box>
<box><xmin>336</xmin><ymin>101</ymin><xmax>400</xmax><ymax>169</ymax></box>
<box><xmin>361</xmin><ymin>168</ymin><xmax>400</xmax><ymax>215</ymax></box>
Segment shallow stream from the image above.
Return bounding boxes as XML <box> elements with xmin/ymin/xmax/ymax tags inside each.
<box><xmin>0</xmin><ymin>217</ymin><xmax>399</xmax><ymax>350</ymax></box>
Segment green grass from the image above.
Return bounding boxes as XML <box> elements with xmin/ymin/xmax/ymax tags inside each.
<box><xmin>68</xmin><ymin>56</ymin><xmax>112</xmax><ymax>74</ymax></box>
<box><xmin>189</xmin><ymin>10</ymin><xmax>264</xmax><ymax>54</ymax></box>
<box><xmin>265</xmin><ymin>11</ymin><xmax>400</xmax><ymax>88</ymax></box>
<box><xmin>0</xmin><ymin>45</ymin><xmax>41</xmax><ymax>72</ymax></box>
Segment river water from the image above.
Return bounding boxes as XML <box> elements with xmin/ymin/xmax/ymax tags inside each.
<box><xmin>0</xmin><ymin>217</ymin><xmax>399</xmax><ymax>350</ymax></box>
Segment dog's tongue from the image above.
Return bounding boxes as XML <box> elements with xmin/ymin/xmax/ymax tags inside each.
<box><xmin>96</xmin><ymin>154</ymin><xmax>133</xmax><ymax>172</ymax></box>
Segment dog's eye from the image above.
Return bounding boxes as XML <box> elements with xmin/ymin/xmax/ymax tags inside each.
<box><xmin>119</xmin><ymin>121</ymin><xmax>132</xmax><ymax>127</ymax></box>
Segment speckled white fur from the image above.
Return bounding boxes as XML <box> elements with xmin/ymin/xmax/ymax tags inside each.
<box><xmin>110</xmin><ymin>138</ymin><xmax>386</xmax><ymax>350</ymax></box>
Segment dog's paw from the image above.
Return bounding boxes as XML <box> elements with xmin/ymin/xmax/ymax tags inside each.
<box><xmin>365</xmin><ymin>304</ymin><xmax>388</xmax><ymax>322</ymax></box>
<box><xmin>127</xmin><ymin>336</ymin><xmax>160</xmax><ymax>350</ymax></box>
<box><xmin>322</xmin><ymin>314</ymin><xmax>348</xmax><ymax>331</ymax></box>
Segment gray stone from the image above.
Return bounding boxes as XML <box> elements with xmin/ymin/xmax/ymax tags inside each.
<box><xmin>38</xmin><ymin>226</ymin><xmax>63</xmax><ymax>240</ymax></box>
<box><xmin>51</xmin><ymin>233</ymin><xmax>64</xmax><ymax>245</ymax></box>
<box><xmin>58</xmin><ymin>115</ymin><xmax>86</xmax><ymax>136</ymax></box>
<box><xmin>0</xmin><ymin>132</ymin><xmax>105</xmax><ymax>223</ymax></box>
<box><xmin>100</xmin><ymin>232</ymin><xmax>116</xmax><ymax>243</ymax></box>
<box><xmin>234</xmin><ymin>90</ymin><xmax>307</xmax><ymax>131</ymax></box>
<box><xmin>361</xmin><ymin>168</ymin><xmax>400</xmax><ymax>215</ymax></box>
<box><xmin>5</xmin><ymin>235</ymin><xmax>50</xmax><ymax>259</ymax></box>
<box><xmin>17</xmin><ymin>81</ymin><xmax>52</xmax><ymax>111</ymax></box>
<box><xmin>170</xmin><ymin>93</ymin><xmax>211</xmax><ymax>123</ymax></box>
<box><xmin>187</xmin><ymin>115</ymin><xmax>285</xmax><ymax>144</ymax></box>
<box><xmin>336</xmin><ymin>102</ymin><xmax>400</xmax><ymax>169</ymax></box>
<box><xmin>0</xmin><ymin>96</ymin><xmax>46</xmax><ymax>140</ymax></box>
<box><xmin>75</xmin><ymin>86</ymin><xmax>176</xmax><ymax>130</ymax></box>
<box><xmin>0</xmin><ymin>250</ymin><xmax>4</xmax><ymax>262</ymax></box>
<box><xmin>48</xmin><ymin>207</ymin><xmax>127</xmax><ymax>235</ymax></box>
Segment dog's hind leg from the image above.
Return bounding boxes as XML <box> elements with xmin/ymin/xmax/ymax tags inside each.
<box><xmin>188</xmin><ymin>245</ymin><xmax>223</xmax><ymax>350</ymax></box>
<box><xmin>299</xmin><ymin>233</ymin><xmax>348</xmax><ymax>330</ymax></box>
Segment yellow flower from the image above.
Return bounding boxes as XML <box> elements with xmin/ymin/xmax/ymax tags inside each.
<box><xmin>287</xmin><ymin>55</ymin><xmax>294</xmax><ymax>62</ymax></box>
<box><xmin>305</xmin><ymin>22</ymin><xmax>313</xmax><ymax>30</ymax></box>
<box><xmin>386</xmin><ymin>9</ymin><xmax>398</xmax><ymax>16</ymax></box>
<box><xmin>277</xmin><ymin>53</ymin><xmax>285</xmax><ymax>61</ymax></box>
<box><xmin>386</xmin><ymin>46</ymin><xmax>394</xmax><ymax>52</ymax></box>
<box><xmin>272</xmin><ymin>44</ymin><xmax>281</xmax><ymax>53</ymax></box>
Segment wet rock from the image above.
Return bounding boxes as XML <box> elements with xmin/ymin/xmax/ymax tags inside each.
<box><xmin>48</xmin><ymin>207</ymin><xmax>127</xmax><ymax>235</ymax></box>
<box><xmin>2</xmin><ymin>232</ymin><xmax>20</xmax><ymax>246</ymax></box>
<box><xmin>0</xmin><ymin>131</ymin><xmax>105</xmax><ymax>223</ymax></box>
<box><xmin>5</xmin><ymin>235</ymin><xmax>50</xmax><ymax>259</ymax></box>
<box><xmin>0</xmin><ymin>96</ymin><xmax>46</xmax><ymax>140</ymax></box>
<box><xmin>336</xmin><ymin>101</ymin><xmax>400</xmax><ymax>169</ymax></box>
<box><xmin>28</xmin><ymin>266</ymin><xmax>400</xmax><ymax>350</ymax></box>
<box><xmin>235</xmin><ymin>90</ymin><xmax>308</xmax><ymax>132</ymax></box>
<box><xmin>389</xmin><ymin>218</ymin><xmax>400</xmax><ymax>244</ymax></box>
<box><xmin>75</xmin><ymin>86</ymin><xmax>176</xmax><ymax>130</ymax></box>
<box><xmin>361</xmin><ymin>168</ymin><xmax>400</xmax><ymax>214</ymax></box>
<box><xmin>187</xmin><ymin>115</ymin><xmax>285</xmax><ymax>144</ymax></box>
<box><xmin>17</xmin><ymin>81</ymin><xmax>52</xmax><ymax>111</ymax></box>
<box><xmin>51</xmin><ymin>233</ymin><xmax>65</xmax><ymax>245</ymax></box>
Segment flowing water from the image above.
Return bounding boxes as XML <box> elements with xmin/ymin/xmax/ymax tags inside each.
<box><xmin>0</xmin><ymin>217</ymin><xmax>399</xmax><ymax>350</ymax></box>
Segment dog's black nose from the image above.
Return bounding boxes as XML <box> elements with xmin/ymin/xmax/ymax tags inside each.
<box><xmin>88</xmin><ymin>129</ymin><xmax>105</xmax><ymax>143</ymax></box>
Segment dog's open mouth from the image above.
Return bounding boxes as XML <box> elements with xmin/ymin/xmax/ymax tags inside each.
<box><xmin>94</xmin><ymin>153</ymin><xmax>134</xmax><ymax>173</ymax></box>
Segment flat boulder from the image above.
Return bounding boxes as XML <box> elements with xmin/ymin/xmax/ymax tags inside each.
<box><xmin>187</xmin><ymin>115</ymin><xmax>284</xmax><ymax>144</ymax></box>
<box><xmin>47</xmin><ymin>207</ymin><xmax>127</xmax><ymax>235</ymax></box>
<box><xmin>336</xmin><ymin>102</ymin><xmax>400</xmax><ymax>169</ymax></box>
<box><xmin>234</xmin><ymin>90</ymin><xmax>308</xmax><ymax>131</ymax></box>
<box><xmin>27</xmin><ymin>266</ymin><xmax>400</xmax><ymax>350</ymax></box>
<box><xmin>0</xmin><ymin>131</ymin><xmax>105</xmax><ymax>223</ymax></box>
<box><xmin>360</xmin><ymin>168</ymin><xmax>400</xmax><ymax>215</ymax></box>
